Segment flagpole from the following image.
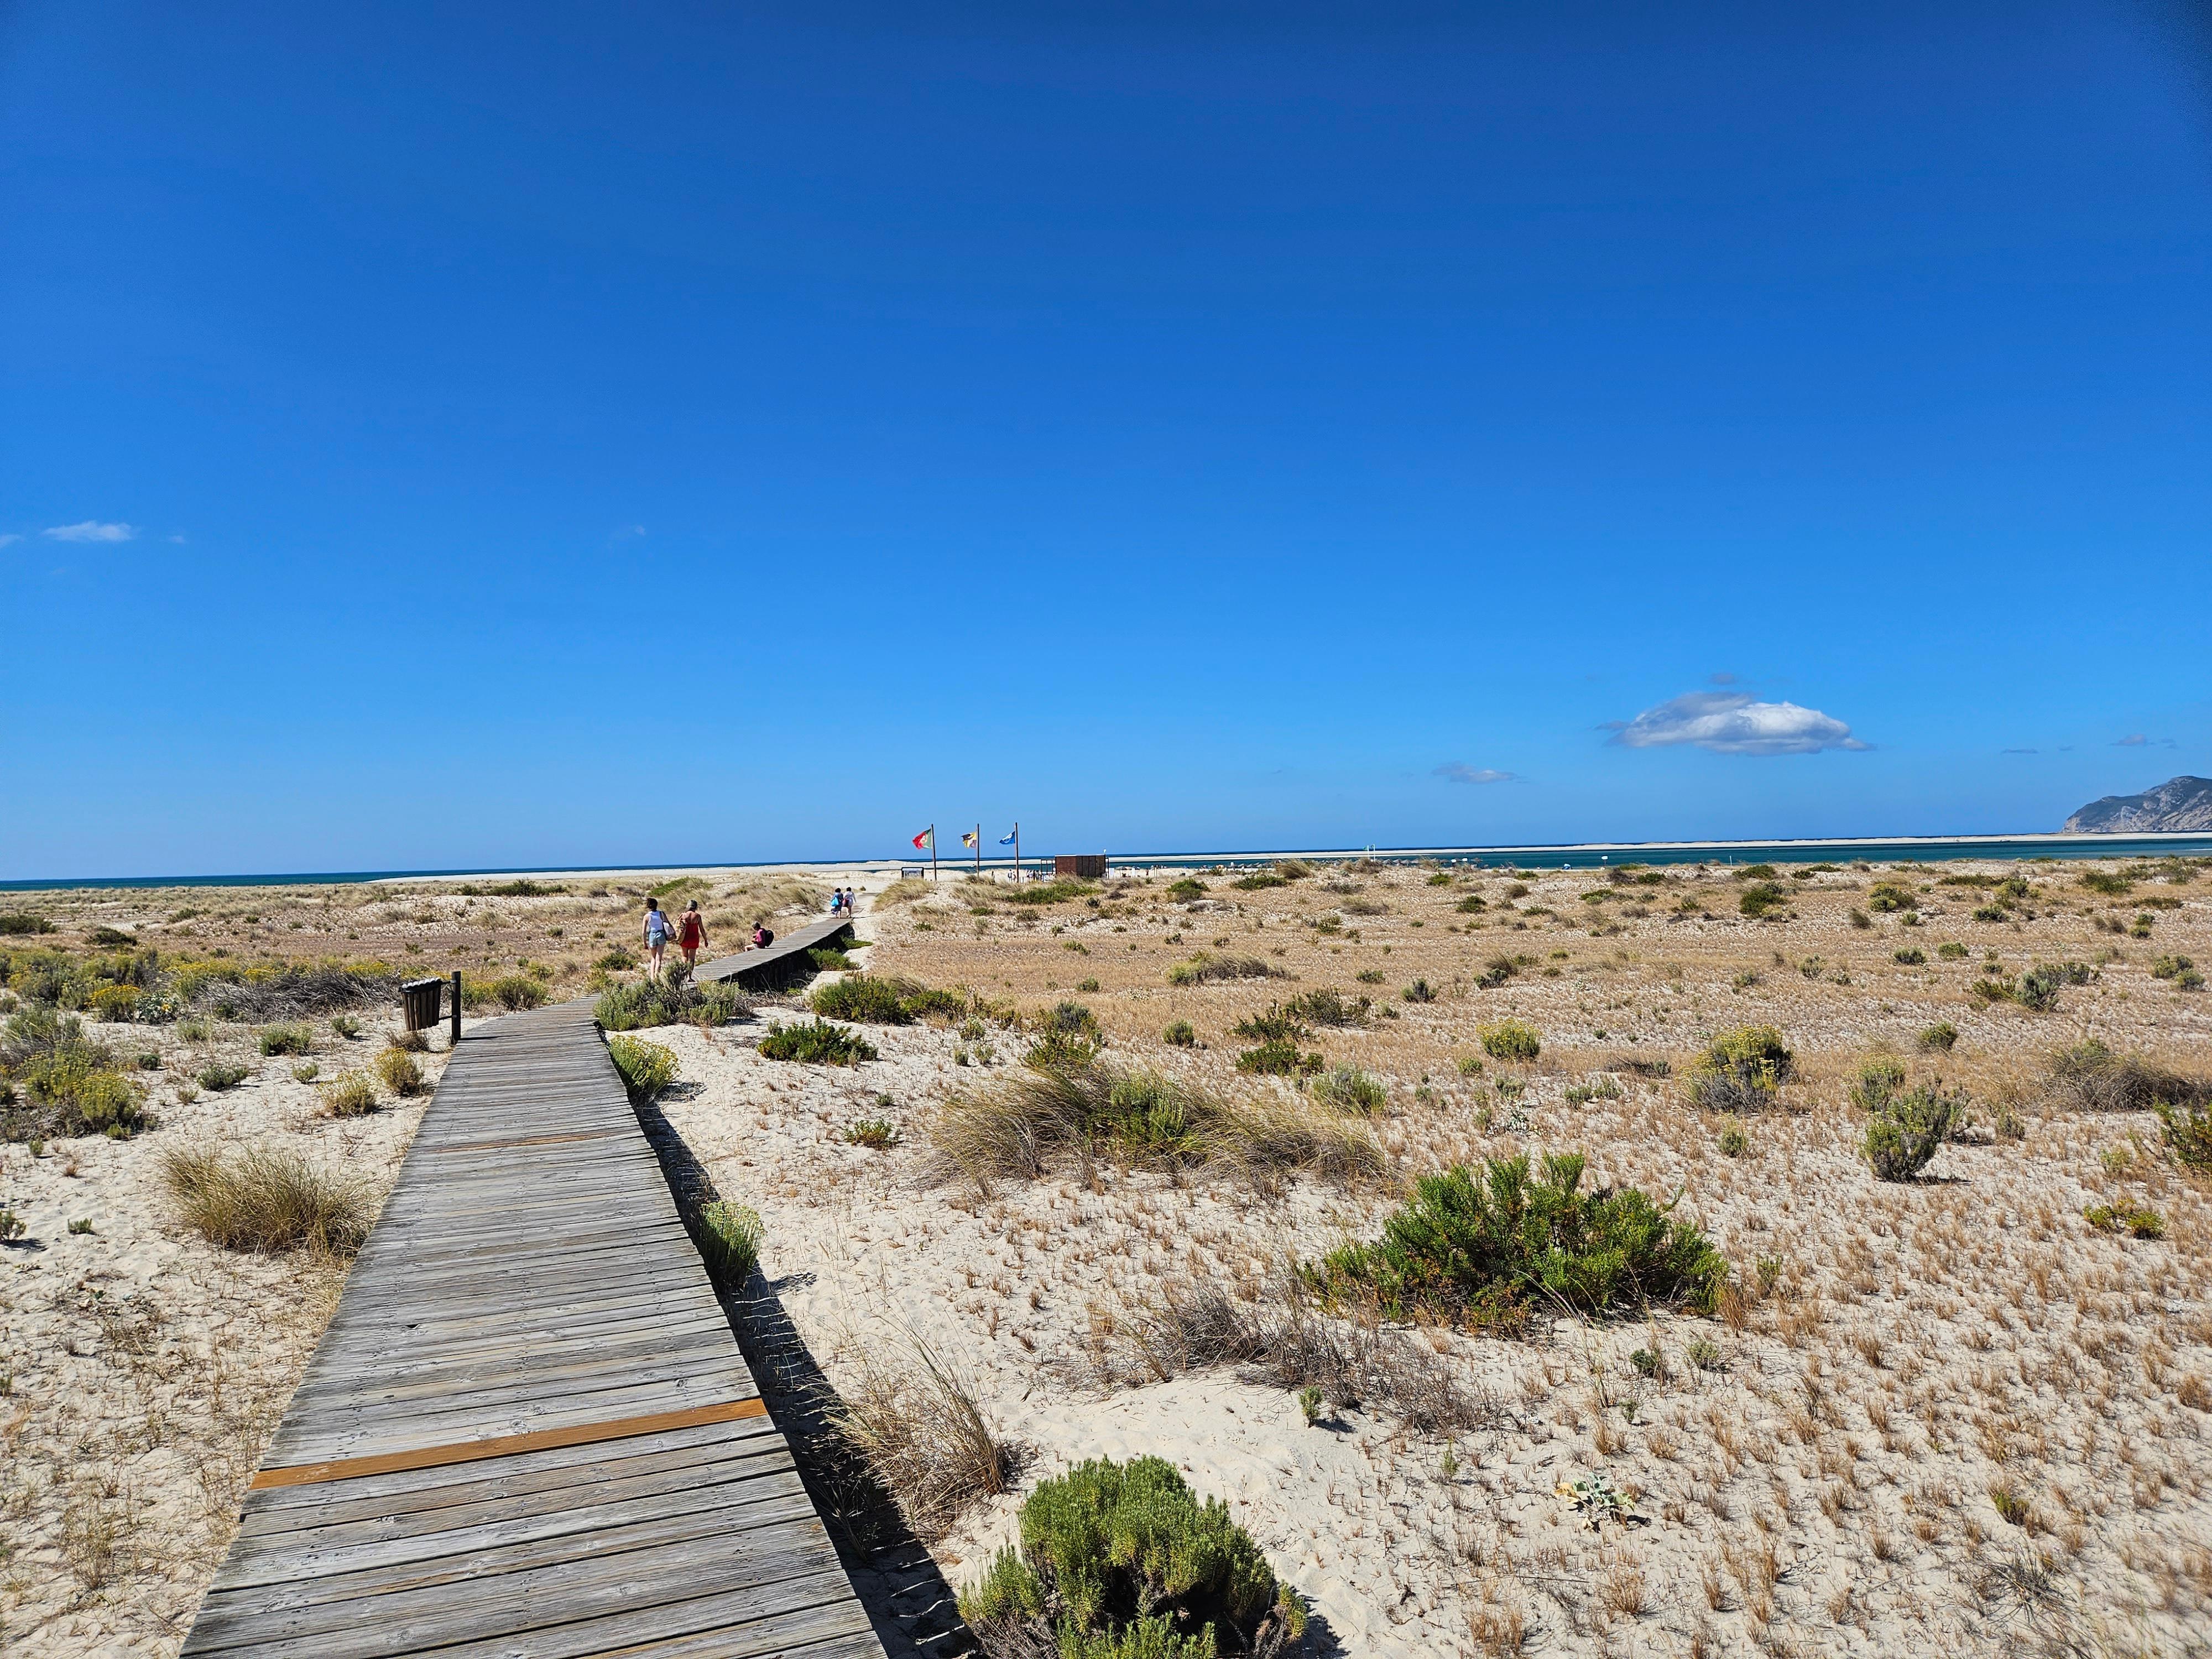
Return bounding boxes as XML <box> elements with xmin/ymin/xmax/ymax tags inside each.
<box><xmin>1014</xmin><ymin>822</ymin><xmax>1020</xmax><ymax>884</ymax></box>
<box><xmin>973</xmin><ymin>824</ymin><xmax>980</xmax><ymax>876</ymax></box>
<box><xmin>930</xmin><ymin>825</ymin><xmax>938</xmax><ymax>885</ymax></box>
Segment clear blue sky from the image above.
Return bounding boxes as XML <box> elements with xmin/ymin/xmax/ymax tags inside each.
<box><xmin>4</xmin><ymin>2</ymin><xmax>2208</xmax><ymax>879</ymax></box>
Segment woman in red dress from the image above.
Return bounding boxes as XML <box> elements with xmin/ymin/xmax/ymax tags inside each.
<box><xmin>677</xmin><ymin>900</ymin><xmax>708</xmax><ymax>971</ymax></box>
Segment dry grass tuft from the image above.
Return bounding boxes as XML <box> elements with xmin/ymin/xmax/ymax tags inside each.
<box><xmin>160</xmin><ymin>1143</ymin><xmax>372</xmax><ymax>1255</ymax></box>
<box><xmin>834</xmin><ymin>1338</ymin><xmax>1015</xmax><ymax>1541</ymax></box>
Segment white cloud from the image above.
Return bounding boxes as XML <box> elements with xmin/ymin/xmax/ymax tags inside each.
<box><xmin>0</xmin><ymin>533</ymin><xmax>20</xmax><ymax>547</ymax></box>
<box><xmin>2114</xmin><ymin>733</ymin><xmax>2147</xmax><ymax>747</ymax></box>
<box><xmin>43</xmin><ymin>521</ymin><xmax>137</xmax><ymax>543</ymax></box>
<box><xmin>1435</xmin><ymin>763</ymin><xmax>1515</xmax><ymax>784</ymax></box>
<box><xmin>1613</xmin><ymin>691</ymin><xmax>1869</xmax><ymax>757</ymax></box>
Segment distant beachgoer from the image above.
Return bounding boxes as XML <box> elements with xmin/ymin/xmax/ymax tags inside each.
<box><xmin>643</xmin><ymin>898</ymin><xmax>673</xmax><ymax>978</ymax></box>
<box><xmin>677</xmin><ymin>900</ymin><xmax>708</xmax><ymax>970</ymax></box>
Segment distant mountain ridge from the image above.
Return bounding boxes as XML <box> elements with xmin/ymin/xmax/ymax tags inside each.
<box><xmin>2064</xmin><ymin>776</ymin><xmax>2212</xmax><ymax>833</ymax></box>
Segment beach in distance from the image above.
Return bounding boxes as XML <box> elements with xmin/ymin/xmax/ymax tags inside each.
<box><xmin>3</xmin><ymin>849</ymin><xmax>2208</xmax><ymax>1657</ymax></box>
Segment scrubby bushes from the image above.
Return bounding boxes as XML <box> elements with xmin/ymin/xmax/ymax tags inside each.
<box><xmin>320</xmin><ymin>1071</ymin><xmax>380</xmax><ymax>1117</ymax></box>
<box><xmin>1478</xmin><ymin>1019</ymin><xmax>1541</xmax><ymax>1063</ymax></box>
<box><xmin>607</xmin><ymin>1035</ymin><xmax>679</xmax><ymax>1102</ymax></box>
<box><xmin>1166</xmin><ymin>954</ymin><xmax>1285</xmax><ymax>987</ymax></box>
<box><xmin>258</xmin><ymin>1023</ymin><xmax>314</xmax><ymax>1057</ymax></box>
<box><xmin>1307</xmin><ymin>1065</ymin><xmax>1385</xmax><ymax>1115</ymax></box>
<box><xmin>930</xmin><ymin>1060</ymin><xmax>1380</xmax><ymax>1191</ymax></box>
<box><xmin>1284</xmin><ymin>988</ymin><xmax>1369</xmax><ymax>1027</ymax></box>
<box><xmin>2046</xmin><ymin>1040</ymin><xmax>2210</xmax><ymax>1114</ymax></box>
<box><xmin>696</xmin><ymin>1199</ymin><xmax>763</xmax><ymax>1285</ymax></box>
<box><xmin>373</xmin><ymin>1047</ymin><xmax>425</xmax><ymax>1096</ymax></box>
<box><xmin>1008</xmin><ymin>880</ymin><xmax>1097</xmax><ymax>906</ymax></box>
<box><xmin>2156</xmin><ymin>1101</ymin><xmax>2211</xmax><ymax>1172</ymax></box>
<box><xmin>0</xmin><ymin>913</ymin><xmax>56</xmax><ymax>936</ymax></box>
<box><xmin>1738</xmin><ymin>881</ymin><xmax>1788</xmax><ymax>919</ymax></box>
<box><xmin>197</xmin><ymin>1063</ymin><xmax>250</xmax><ymax>1092</ymax></box>
<box><xmin>595</xmin><ymin>974</ymin><xmax>747</xmax><ymax>1031</ymax></box>
<box><xmin>1</xmin><ymin>1007</ymin><xmax>147</xmax><ymax>1140</ymax></box>
<box><xmin>1167</xmin><ymin>878</ymin><xmax>1208</xmax><ymax>902</ymax></box>
<box><xmin>466</xmin><ymin>973</ymin><xmax>550</xmax><ymax>1013</ymax></box>
<box><xmin>160</xmin><ymin>1143</ymin><xmax>371</xmax><ymax>1255</ymax></box>
<box><xmin>1309</xmin><ymin>1153</ymin><xmax>1726</xmax><ymax>1331</ymax></box>
<box><xmin>758</xmin><ymin>1020</ymin><xmax>877</xmax><ymax>1065</ymax></box>
<box><xmin>1686</xmin><ymin>1025</ymin><xmax>1794</xmax><ymax>1113</ymax></box>
<box><xmin>1163</xmin><ymin>1021</ymin><xmax>1197</xmax><ymax>1048</ymax></box>
<box><xmin>959</xmin><ymin>1456</ymin><xmax>1303</xmax><ymax>1659</ymax></box>
<box><xmin>187</xmin><ymin>962</ymin><xmax>401</xmax><ymax>1022</ymax></box>
<box><xmin>1860</xmin><ymin>1078</ymin><xmax>1969</xmax><ymax>1182</ymax></box>
<box><xmin>811</xmin><ymin>974</ymin><xmax>964</xmax><ymax>1025</ymax></box>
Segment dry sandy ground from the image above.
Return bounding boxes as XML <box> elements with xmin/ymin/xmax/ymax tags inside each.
<box><xmin>4</xmin><ymin>855</ymin><xmax>2209</xmax><ymax>1657</ymax></box>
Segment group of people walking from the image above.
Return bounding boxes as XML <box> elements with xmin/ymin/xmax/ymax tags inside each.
<box><xmin>828</xmin><ymin>886</ymin><xmax>858</xmax><ymax>916</ymax></box>
<box><xmin>639</xmin><ymin>895</ymin><xmax>790</xmax><ymax>979</ymax></box>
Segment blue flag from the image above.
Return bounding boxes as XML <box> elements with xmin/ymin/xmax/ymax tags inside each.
<box><xmin>999</xmin><ymin>829</ymin><xmax>1018</xmax><ymax>844</ymax></box>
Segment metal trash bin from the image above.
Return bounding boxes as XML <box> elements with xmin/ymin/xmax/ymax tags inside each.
<box><xmin>400</xmin><ymin>977</ymin><xmax>445</xmax><ymax>1032</ymax></box>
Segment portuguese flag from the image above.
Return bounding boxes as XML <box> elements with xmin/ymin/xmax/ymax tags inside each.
<box><xmin>912</xmin><ymin>827</ymin><xmax>933</xmax><ymax>851</ymax></box>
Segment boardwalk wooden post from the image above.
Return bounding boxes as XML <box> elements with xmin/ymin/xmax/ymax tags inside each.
<box><xmin>449</xmin><ymin>968</ymin><xmax>461</xmax><ymax>1047</ymax></box>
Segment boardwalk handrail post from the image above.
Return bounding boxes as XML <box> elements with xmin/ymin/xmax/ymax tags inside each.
<box><xmin>450</xmin><ymin>970</ymin><xmax>461</xmax><ymax>1047</ymax></box>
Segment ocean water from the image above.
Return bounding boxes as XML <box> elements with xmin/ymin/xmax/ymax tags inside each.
<box><xmin>7</xmin><ymin>833</ymin><xmax>2211</xmax><ymax>893</ymax></box>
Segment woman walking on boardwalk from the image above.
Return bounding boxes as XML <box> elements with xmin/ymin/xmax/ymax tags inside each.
<box><xmin>643</xmin><ymin>897</ymin><xmax>674</xmax><ymax>978</ymax></box>
<box><xmin>677</xmin><ymin>899</ymin><xmax>708</xmax><ymax>971</ymax></box>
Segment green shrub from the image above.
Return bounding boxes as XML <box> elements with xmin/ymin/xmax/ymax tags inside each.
<box><xmin>1865</xmin><ymin>882</ymin><xmax>1916</xmax><ymax>913</ymax></box>
<box><xmin>1717</xmin><ymin>1121</ymin><xmax>1749</xmax><ymax>1157</ymax></box>
<box><xmin>1308</xmin><ymin>1065</ymin><xmax>1385</xmax><ymax>1115</ymax></box>
<box><xmin>1310</xmin><ymin>1152</ymin><xmax>1726</xmax><ymax>1327</ymax></box>
<box><xmin>292</xmin><ymin>1061</ymin><xmax>319</xmax><ymax>1083</ymax></box>
<box><xmin>1285</xmin><ymin>989</ymin><xmax>1368</xmax><ymax>1027</ymax></box>
<box><xmin>1355</xmin><ymin>968</ymin><xmax>1385</xmax><ymax>985</ymax></box>
<box><xmin>259</xmin><ymin>1023</ymin><xmax>314</xmax><ymax>1057</ymax></box>
<box><xmin>330</xmin><ymin>1014</ymin><xmax>361</xmax><ymax>1039</ymax></box>
<box><xmin>1008</xmin><ymin>880</ymin><xmax>1097</xmax><ymax>906</ymax></box>
<box><xmin>1738</xmin><ymin>882</ymin><xmax>1787</xmax><ymax>919</ymax></box>
<box><xmin>595</xmin><ymin>947</ymin><xmax>638</xmax><ymax>972</ymax></box>
<box><xmin>1919</xmin><ymin>1021</ymin><xmax>1959</xmax><ymax>1052</ymax></box>
<box><xmin>0</xmin><ymin>914</ymin><xmax>56</xmax><ymax>936</ymax></box>
<box><xmin>844</xmin><ymin>1117</ymin><xmax>903</xmax><ymax>1149</ymax></box>
<box><xmin>1166</xmin><ymin>879</ymin><xmax>1208</xmax><ymax>902</ymax></box>
<box><xmin>372</xmin><ymin>1048</ymin><xmax>425</xmax><ymax>1096</ymax></box>
<box><xmin>595</xmin><ymin>974</ymin><xmax>744</xmax><ymax>1031</ymax></box>
<box><xmin>2047</xmin><ymin>1039</ymin><xmax>2211</xmax><ymax>1114</ymax></box>
<box><xmin>958</xmin><ymin>1456</ymin><xmax>1302</xmax><ymax>1659</ymax></box>
<box><xmin>607</xmin><ymin>1035</ymin><xmax>679</xmax><ymax>1102</ymax></box>
<box><xmin>1686</xmin><ymin>1026</ymin><xmax>1794</xmax><ymax>1113</ymax></box>
<box><xmin>1477</xmin><ymin>954</ymin><xmax>1518</xmax><ymax>988</ymax></box>
<box><xmin>1232</xmin><ymin>1005</ymin><xmax>1307</xmax><ymax>1044</ymax></box>
<box><xmin>2083</xmin><ymin>1203</ymin><xmax>2164</xmax><ymax>1240</ymax></box>
<box><xmin>1478</xmin><ymin>1020</ymin><xmax>1541</xmax><ymax>1063</ymax></box>
<box><xmin>1235</xmin><ymin>1038</ymin><xmax>1323</xmax><ymax>1077</ymax></box>
<box><xmin>1229</xmin><ymin>873</ymin><xmax>1287</xmax><ymax>891</ymax></box>
<box><xmin>2080</xmin><ymin>870</ymin><xmax>2133</xmax><ymax>895</ymax></box>
<box><xmin>1862</xmin><ymin>1083</ymin><xmax>1969</xmax><ymax>1181</ymax></box>
<box><xmin>1165</xmin><ymin>954</ymin><xmax>1282</xmax><ymax>987</ymax></box>
<box><xmin>160</xmin><ymin>1142</ymin><xmax>370</xmax><ymax>1255</ymax></box>
<box><xmin>471</xmin><ymin>973</ymin><xmax>550</xmax><ymax>1013</ymax></box>
<box><xmin>2152</xmin><ymin>953</ymin><xmax>2197</xmax><ymax>982</ymax></box>
<box><xmin>1735</xmin><ymin>864</ymin><xmax>1778</xmax><ymax>881</ymax></box>
<box><xmin>1937</xmin><ymin>942</ymin><xmax>1969</xmax><ymax>960</ymax></box>
<box><xmin>696</xmin><ymin>1199</ymin><xmax>763</xmax><ymax>1284</ymax></box>
<box><xmin>1402</xmin><ymin>978</ymin><xmax>1436</xmax><ymax>1004</ymax></box>
<box><xmin>1454</xmin><ymin>894</ymin><xmax>1487</xmax><ymax>914</ymax></box>
<box><xmin>1892</xmin><ymin>947</ymin><xmax>1927</xmax><ymax>966</ymax></box>
<box><xmin>88</xmin><ymin>984</ymin><xmax>141</xmax><ymax>1022</ymax></box>
<box><xmin>321</xmin><ymin>1072</ymin><xmax>380</xmax><ymax>1117</ymax></box>
<box><xmin>2156</xmin><ymin>1100</ymin><xmax>2212</xmax><ymax>1171</ymax></box>
<box><xmin>1162</xmin><ymin>1020</ymin><xmax>1196</xmax><ymax>1048</ymax></box>
<box><xmin>1849</xmin><ymin>1056</ymin><xmax>1908</xmax><ymax>1113</ymax></box>
<box><xmin>758</xmin><ymin>1020</ymin><xmax>876</xmax><ymax>1065</ymax></box>
<box><xmin>198</xmin><ymin>1063</ymin><xmax>250</xmax><ymax>1092</ymax></box>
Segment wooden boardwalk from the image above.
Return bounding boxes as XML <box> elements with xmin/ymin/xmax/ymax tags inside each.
<box><xmin>692</xmin><ymin>916</ymin><xmax>854</xmax><ymax>992</ymax></box>
<box><xmin>182</xmin><ymin>1000</ymin><xmax>882</xmax><ymax>1659</ymax></box>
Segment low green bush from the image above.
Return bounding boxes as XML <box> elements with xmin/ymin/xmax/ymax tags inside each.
<box><xmin>758</xmin><ymin>1020</ymin><xmax>877</xmax><ymax>1065</ymax></box>
<box><xmin>813</xmin><ymin>974</ymin><xmax>964</xmax><ymax>1025</ymax></box>
<box><xmin>321</xmin><ymin>1072</ymin><xmax>380</xmax><ymax>1117</ymax></box>
<box><xmin>1232</xmin><ymin>1004</ymin><xmax>1307</xmax><ymax>1044</ymax></box>
<box><xmin>1478</xmin><ymin>1019</ymin><xmax>1541</xmax><ymax>1063</ymax></box>
<box><xmin>1937</xmin><ymin>942</ymin><xmax>1969</xmax><ymax>960</ymax></box>
<box><xmin>2083</xmin><ymin>1202</ymin><xmax>2164</xmax><ymax>1240</ymax></box>
<box><xmin>1865</xmin><ymin>881</ymin><xmax>1916</xmax><ymax>913</ymax></box>
<box><xmin>1008</xmin><ymin>880</ymin><xmax>1097</xmax><ymax>906</ymax></box>
<box><xmin>1401</xmin><ymin>979</ymin><xmax>1436</xmax><ymax>1004</ymax></box>
<box><xmin>844</xmin><ymin>1117</ymin><xmax>902</xmax><ymax>1149</ymax></box>
<box><xmin>1165</xmin><ymin>954</ymin><xmax>1282</xmax><ymax>987</ymax></box>
<box><xmin>1162</xmin><ymin>1020</ymin><xmax>1196</xmax><ymax>1048</ymax></box>
<box><xmin>606</xmin><ymin>1034</ymin><xmax>678</xmax><ymax>1102</ymax></box>
<box><xmin>1308</xmin><ymin>1064</ymin><xmax>1385</xmax><ymax>1115</ymax></box>
<box><xmin>2157</xmin><ymin>1100</ymin><xmax>2212</xmax><ymax>1171</ymax></box>
<box><xmin>259</xmin><ymin>1023</ymin><xmax>315</xmax><ymax>1057</ymax></box>
<box><xmin>1737</xmin><ymin>882</ymin><xmax>1787</xmax><ymax>919</ymax></box>
<box><xmin>198</xmin><ymin>1063</ymin><xmax>251</xmax><ymax>1092</ymax></box>
<box><xmin>958</xmin><ymin>1456</ymin><xmax>1303</xmax><ymax>1659</ymax></box>
<box><xmin>329</xmin><ymin>1014</ymin><xmax>361</xmax><ymax>1040</ymax></box>
<box><xmin>2152</xmin><ymin>953</ymin><xmax>2197</xmax><ymax>982</ymax></box>
<box><xmin>1861</xmin><ymin>1082</ymin><xmax>1969</xmax><ymax>1182</ymax></box>
<box><xmin>696</xmin><ymin>1199</ymin><xmax>763</xmax><ymax>1284</ymax></box>
<box><xmin>1454</xmin><ymin>894</ymin><xmax>1488</xmax><ymax>914</ymax></box>
<box><xmin>1892</xmin><ymin>947</ymin><xmax>1927</xmax><ymax>965</ymax></box>
<box><xmin>1235</xmin><ymin>1038</ymin><xmax>1323</xmax><ymax>1077</ymax></box>
<box><xmin>1229</xmin><ymin>872</ymin><xmax>1287</xmax><ymax>891</ymax></box>
<box><xmin>467</xmin><ymin>973</ymin><xmax>550</xmax><ymax>1013</ymax></box>
<box><xmin>1309</xmin><ymin>1152</ymin><xmax>1726</xmax><ymax>1329</ymax></box>
<box><xmin>1285</xmin><ymin>989</ymin><xmax>1369</xmax><ymax>1027</ymax></box>
<box><xmin>1686</xmin><ymin>1025</ymin><xmax>1794</xmax><ymax>1113</ymax></box>
<box><xmin>0</xmin><ymin>914</ymin><xmax>56</xmax><ymax>936</ymax></box>
<box><xmin>2080</xmin><ymin>869</ymin><xmax>2134</xmax><ymax>895</ymax></box>
<box><xmin>373</xmin><ymin>1048</ymin><xmax>425</xmax><ymax>1096</ymax></box>
<box><xmin>1919</xmin><ymin>1021</ymin><xmax>1959</xmax><ymax>1052</ymax></box>
<box><xmin>1166</xmin><ymin>878</ymin><xmax>1208</xmax><ymax>902</ymax></box>
<box><xmin>595</xmin><ymin>974</ymin><xmax>744</xmax><ymax>1031</ymax></box>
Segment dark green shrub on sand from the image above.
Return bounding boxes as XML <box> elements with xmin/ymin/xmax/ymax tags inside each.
<box><xmin>758</xmin><ymin>1020</ymin><xmax>876</xmax><ymax>1066</ymax></box>
<box><xmin>1309</xmin><ymin>1152</ymin><xmax>1726</xmax><ymax>1330</ymax></box>
<box><xmin>959</xmin><ymin>1455</ymin><xmax>1304</xmax><ymax>1659</ymax></box>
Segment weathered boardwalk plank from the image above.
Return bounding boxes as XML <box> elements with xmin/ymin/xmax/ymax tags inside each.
<box><xmin>182</xmin><ymin>1001</ymin><xmax>882</xmax><ymax>1659</ymax></box>
<box><xmin>692</xmin><ymin>916</ymin><xmax>855</xmax><ymax>991</ymax></box>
